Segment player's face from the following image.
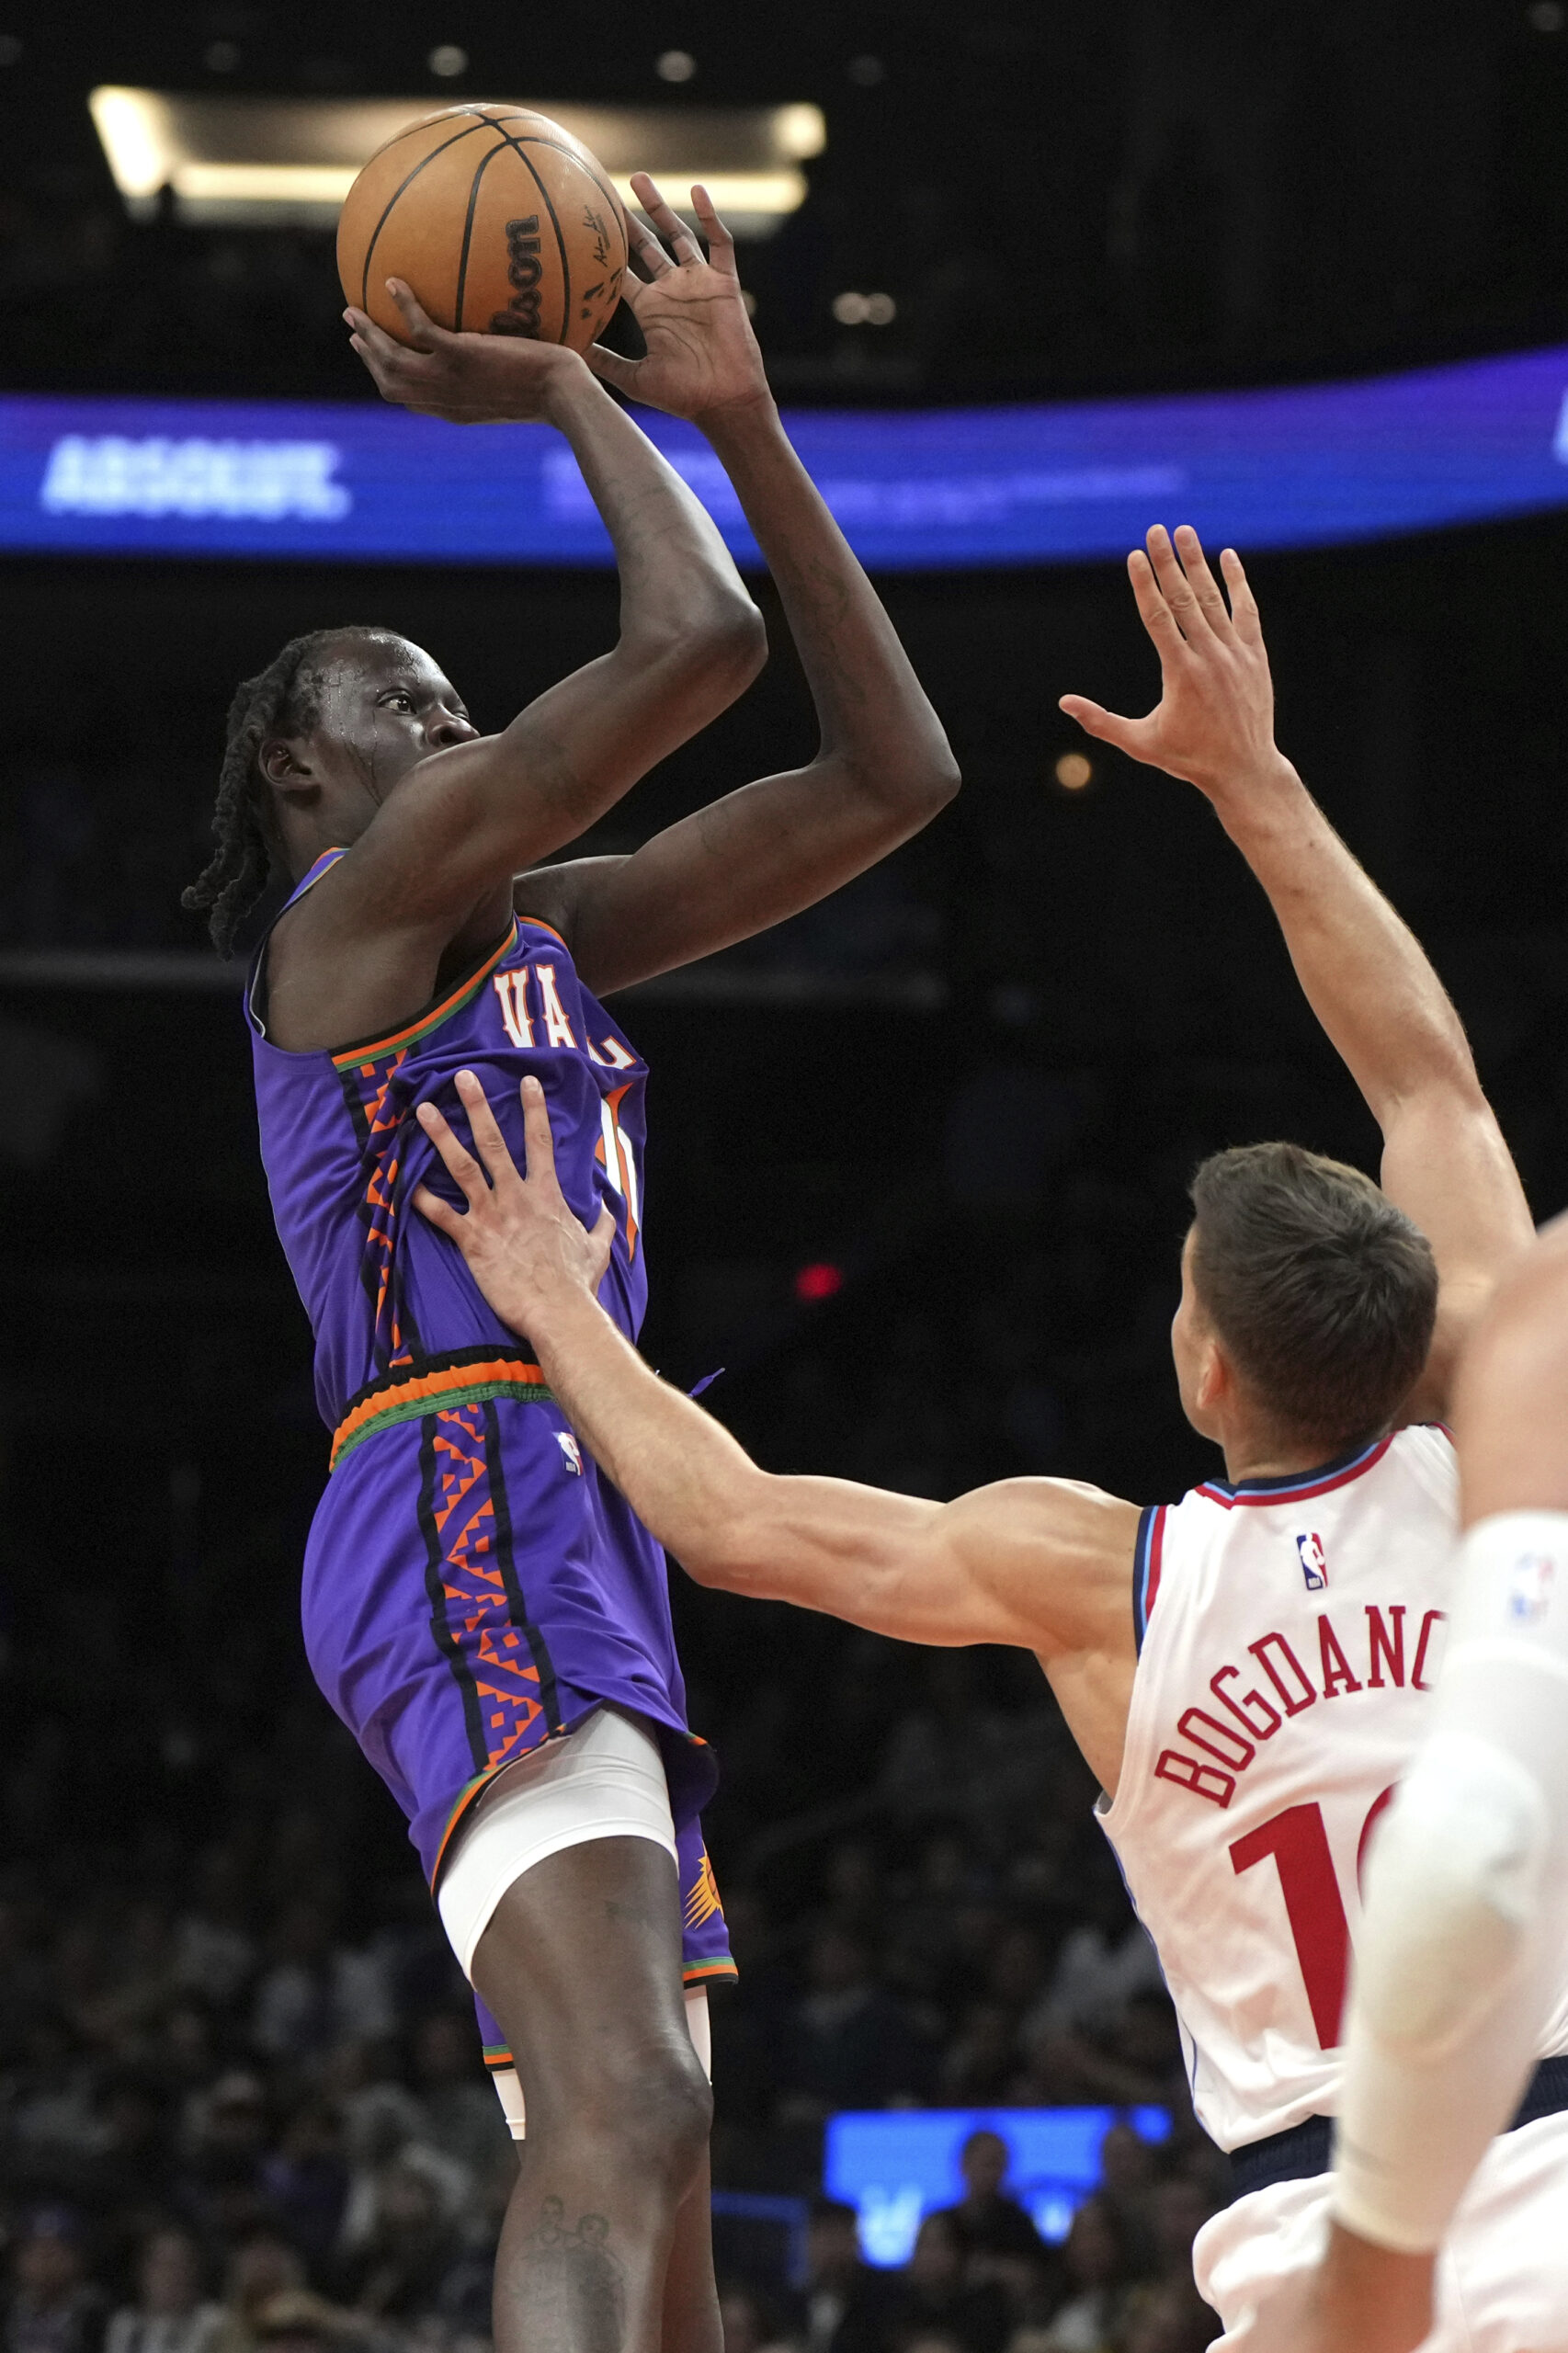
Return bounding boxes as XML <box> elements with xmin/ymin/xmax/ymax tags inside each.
<box><xmin>308</xmin><ymin>636</ymin><xmax>479</xmax><ymax>816</ymax></box>
<box><xmin>1171</xmin><ymin>1227</ymin><xmax>1222</xmax><ymax>1440</ymax></box>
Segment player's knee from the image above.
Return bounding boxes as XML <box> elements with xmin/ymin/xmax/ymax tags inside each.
<box><xmin>1357</xmin><ymin>1730</ymin><xmax>1550</xmax><ymax>2062</ymax></box>
<box><xmin>573</xmin><ymin>2034</ymin><xmax>713</xmax><ymax>2187</ymax></box>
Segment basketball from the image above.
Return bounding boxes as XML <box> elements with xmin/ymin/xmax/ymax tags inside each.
<box><xmin>336</xmin><ymin>105</ymin><xmax>629</xmax><ymax>351</ymax></box>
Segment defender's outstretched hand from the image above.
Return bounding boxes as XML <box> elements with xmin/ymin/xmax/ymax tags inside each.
<box><xmin>1060</xmin><ymin>524</ymin><xmax>1284</xmax><ymax>801</ymax></box>
<box><xmin>346</xmin><ymin>278</ymin><xmax>588</xmax><ymax>423</ymax></box>
<box><xmin>586</xmin><ymin>176</ymin><xmax>770</xmax><ymax>426</ymax></box>
<box><xmin>413</xmin><ymin>1073</ymin><xmax>615</xmax><ymax>1330</ymax></box>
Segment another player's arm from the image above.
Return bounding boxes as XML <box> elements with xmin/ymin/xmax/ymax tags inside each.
<box><xmin>277</xmin><ymin>307</ymin><xmax>764</xmax><ymax>1040</ymax></box>
<box><xmin>1062</xmin><ymin>527</ymin><xmax>1532</xmax><ymax>1418</ymax></box>
<box><xmin>514</xmin><ymin>179</ymin><xmax>960</xmax><ymax>989</ymax></box>
<box><xmin>411</xmin><ymin>1072</ymin><xmax>1137</xmax><ymax>1779</ymax></box>
<box><xmin>1298</xmin><ymin>1220</ymin><xmax>1568</xmax><ymax>2353</ymax></box>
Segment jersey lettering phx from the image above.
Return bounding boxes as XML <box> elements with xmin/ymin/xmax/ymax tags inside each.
<box><xmin>1155</xmin><ymin>1603</ymin><xmax>1448</xmax><ymax>1809</ymax></box>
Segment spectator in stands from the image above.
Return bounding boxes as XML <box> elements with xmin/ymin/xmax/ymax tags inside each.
<box><xmin>797</xmin><ymin>2200</ymin><xmax>903</xmax><ymax>2353</ymax></box>
<box><xmin>782</xmin><ymin>1931</ymin><xmax>928</xmax><ymax>2121</ymax></box>
<box><xmin>104</xmin><ymin>2229</ymin><xmax>223</xmax><ymax>2353</ymax></box>
<box><xmin>936</xmin><ymin>2133</ymin><xmax>1045</xmax><ymax>2270</ymax></box>
<box><xmin>1027</xmin><ymin>2196</ymin><xmax>1137</xmax><ymax>2353</ymax></box>
<box><xmin>890</xmin><ymin>2213</ymin><xmax>1009</xmax><ymax>2353</ymax></box>
<box><xmin>3</xmin><ymin>2210</ymin><xmax>107</xmax><ymax>2353</ymax></box>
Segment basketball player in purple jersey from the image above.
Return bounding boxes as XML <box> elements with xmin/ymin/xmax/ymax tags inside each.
<box><xmin>183</xmin><ymin>176</ymin><xmax>958</xmax><ymax>2353</ymax></box>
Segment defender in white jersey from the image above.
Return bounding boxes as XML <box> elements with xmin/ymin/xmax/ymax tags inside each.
<box><xmin>388</xmin><ymin>528</ymin><xmax>1562</xmax><ymax>2349</ymax></box>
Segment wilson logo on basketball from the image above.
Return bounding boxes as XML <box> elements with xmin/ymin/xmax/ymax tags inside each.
<box><xmin>486</xmin><ymin>216</ymin><xmax>544</xmax><ymax>337</ymax></box>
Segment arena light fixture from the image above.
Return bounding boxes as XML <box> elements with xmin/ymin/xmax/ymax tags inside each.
<box><xmin>88</xmin><ymin>88</ymin><xmax>824</xmax><ymax>237</ymax></box>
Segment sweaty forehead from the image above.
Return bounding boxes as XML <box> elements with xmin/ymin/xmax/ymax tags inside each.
<box><xmin>310</xmin><ymin>633</ymin><xmax>456</xmax><ymax>699</ymax></box>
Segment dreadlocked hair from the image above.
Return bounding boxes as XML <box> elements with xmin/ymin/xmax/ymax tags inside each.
<box><xmin>183</xmin><ymin>625</ymin><xmax>392</xmax><ymax>958</ymax></box>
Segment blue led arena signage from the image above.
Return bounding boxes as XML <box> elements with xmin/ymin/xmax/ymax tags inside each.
<box><xmin>823</xmin><ymin>2105</ymin><xmax>1172</xmax><ymax>2264</ymax></box>
<box><xmin>2</xmin><ymin>343</ymin><xmax>1566</xmax><ymax>570</ymax></box>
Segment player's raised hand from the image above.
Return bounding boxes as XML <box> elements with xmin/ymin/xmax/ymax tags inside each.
<box><xmin>346</xmin><ymin>279</ymin><xmax>587</xmax><ymax>423</ymax></box>
<box><xmin>413</xmin><ymin>1073</ymin><xmax>616</xmax><ymax>1330</ymax></box>
<box><xmin>587</xmin><ymin>176</ymin><xmax>770</xmax><ymax>426</ymax></box>
<box><xmin>1060</xmin><ymin>525</ymin><xmax>1287</xmax><ymax>802</ymax></box>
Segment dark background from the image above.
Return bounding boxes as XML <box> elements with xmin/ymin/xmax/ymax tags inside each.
<box><xmin>1</xmin><ymin>6</ymin><xmax>1566</xmax><ymax>2353</ymax></box>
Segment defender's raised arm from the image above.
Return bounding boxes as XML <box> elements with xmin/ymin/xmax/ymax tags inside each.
<box><xmin>1062</xmin><ymin>525</ymin><xmax>1533</xmax><ymax>1416</ymax></box>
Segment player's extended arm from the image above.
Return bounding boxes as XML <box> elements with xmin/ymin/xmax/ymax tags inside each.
<box><xmin>515</xmin><ymin>178</ymin><xmax>960</xmax><ymax>991</ymax></box>
<box><xmin>1062</xmin><ymin>526</ymin><xmax>1532</xmax><ymax>1416</ymax></box>
<box><xmin>279</xmin><ymin>298</ymin><xmax>764</xmax><ymax>1021</ymax></box>
<box><xmin>411</xmin><ymin>1072</ymin><xmax>1134</xmax><ymax>1681</ymax></box>
<box><xmin>1289</xmin><ymin>1217</ymin><xmax>1568</xmax><ymax>2353</ymax></box>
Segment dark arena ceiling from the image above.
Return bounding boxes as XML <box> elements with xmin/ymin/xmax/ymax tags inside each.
<box><xmin>3</xmin><ymin>0</ymin><xmax>1565</xmax><ymax>404</ymax></box>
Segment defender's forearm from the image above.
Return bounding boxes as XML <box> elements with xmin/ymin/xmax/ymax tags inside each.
<box><xmin>1214</xmin><ymin>756</ymin><xmax>1477</xmax><ymax>1123</ymax></box>
<box><xmin>699</xmin><ymin>400</ymin><xmax>957</xmax><ymax>805</ymax></box>
<box><xmin>529</xmin><ymin>1279</ymin><xmax>765</xmax><ymax>1572</ymax></box>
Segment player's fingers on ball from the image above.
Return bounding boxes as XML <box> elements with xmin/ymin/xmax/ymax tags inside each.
<box><xmin>386</xmin><ymin>278</ymin><xmax>443</xmax><ymax>348</ymax></box>
<box><xmin>690</xmin><ymin>186</ymin><xmax>737</xmax><ymax>267</ymax></box>
<box><xmin>585</xmin><ymin>345</ymin><xmax>638</xmax><ymax>394</ymax></box>
<box><xmin>626</xmin><ymin>218</ymin><xmax>674</xmax><ymax>280</ymax></box>
<box><xmin>634</xmin><ymin>174</ymin><xmax>699</xmax><ymax>262</ymax></box>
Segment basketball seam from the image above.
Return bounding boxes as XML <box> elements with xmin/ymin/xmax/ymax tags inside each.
<box><xmin>485</xmin><ymin>129</ymin><xmax>574</xmax><ymax>341</ymax></box>
<box><xmin>359</xmin><ymin>108</ymin><xmax>488</xmax><ymax>171</ymax></box>
<box><xmin>358</xmin><ymin>119</ymin><xmax>490</xmax><ymax>313</ymax></box>
<box><xmin>453</xmin><ymin>131</ymin><xmax>510</xmax><ymax>333</ymax></box>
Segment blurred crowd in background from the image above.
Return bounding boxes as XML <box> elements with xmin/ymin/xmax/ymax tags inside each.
<box><xmin>1</xmin><ymin>1486</ymin><xmax>1223</xmax><ymax>2353</ymax></box>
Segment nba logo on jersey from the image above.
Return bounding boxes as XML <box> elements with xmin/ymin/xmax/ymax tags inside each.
<box><xmin>1508</xmin><ymin>1550</ymin><xmax>1555</xmax><ymax>1621</ymax></box>
<box><xmin>1295</xmin><ymin>1529</ymin><xmax>1328</xmax><ymax>1590</ymax></box>
<box><xmin>555</xmin><ymin>1431</ymin><xmax>584</xmax><ymax>1477</ymax></box>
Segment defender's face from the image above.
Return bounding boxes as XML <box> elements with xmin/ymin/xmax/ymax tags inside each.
<box><xmin>1171</xmin><ymin>1225</ymin><xmax>1220</xmax><ymax>1439</ymax></box>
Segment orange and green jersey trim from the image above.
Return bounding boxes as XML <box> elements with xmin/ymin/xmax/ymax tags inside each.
<box><xmin>330</xmin><ymin>921</ymin><xmax>517</xmax><ymax>1073</ymax></box>
<box><xmin>330</xmin><ymin>1346</ymin><xmax>553</xmax><ymax>1472</ymax></box>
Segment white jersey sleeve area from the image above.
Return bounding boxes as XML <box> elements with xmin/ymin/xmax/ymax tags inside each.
<box><xmin>1098</xmin><ymin>1427</ymin><xmax>1466</xmax><ymax>2152</ymax></box>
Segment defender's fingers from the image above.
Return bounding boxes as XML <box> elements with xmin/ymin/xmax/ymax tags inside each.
<box><xmin>631</xmin><ymin>172</ymin><xmax>701</xmax><ymax>264</ymax></box>
<box><xmin>452</xmin><ymin>1069</ymin><xmax>520</xmax><ymax>1186</ymax></box>
<box><xmin>1221</xmin><ymin>547</ymin><xmax>1263</xmax><ymax>641</ymax></box>
<box><xmin>688</xmin><ymin>184</ymin><xmax>737</xmax><ymax>270</ymax></box>
<box><xmin>415</xmin><ymin>1097</ymin><xmax>488</xmax><ymax>1206</ymax></box>
<box><xmin>519</xmin><ymin>1076</ymin><xmax>561</xmax><ymax>1187</ymax></box>
<box><xmin>1144</xmin><ymin>526</ymin><xmax>1206</xmax><ymax>637</ymax></box>
<box><xmin>1173</xmin><ymin>525</ymin><xmax>1231</xmax><ymax>633</ymax></box>
<box><xmin>590</xmin><ymin>1203</ymin><xmax>617</xmax><ymax>1259</ymax></box>
<box><xmin>1126</xmin><ymin>548</ymin><xmax>1186</xmax><ymax>650</ymax></box>
<box><xmin>385</xmin><ymin>278</ymin><xmax>445</xmax><ymax>349</ymax></box>
<box><xmin>1058</xmin><ymin>693</ymin><xmax>1144</xmax><ymax>754</ymax></box>
<box><xmin>412</xmin><ymin>1181</ymin><xmax>464</xmax><ymax>1240</ymax></box>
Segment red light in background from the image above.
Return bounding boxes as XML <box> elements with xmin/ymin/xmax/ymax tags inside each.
<box><xmin>794</xmin><ymin>1262</ymin><xmax>845</xmax><ymax>1303</ymax></box>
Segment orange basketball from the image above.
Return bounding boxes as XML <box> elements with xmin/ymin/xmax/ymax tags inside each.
<box><xmin>337</xmin><ymin>105</ymin><xmax>629</xmax><ymax>350</ymax></box>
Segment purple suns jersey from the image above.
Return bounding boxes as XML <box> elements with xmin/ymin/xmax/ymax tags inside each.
<box><xmin>245</xmin><ymin>848</ymin><xmax>725</xmax><ymax>1915</ymax></box>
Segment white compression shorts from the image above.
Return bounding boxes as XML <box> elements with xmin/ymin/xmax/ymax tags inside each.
<box><xmin>1335</xmin><ymin>1510</ymin><xmax>1568</xmax><ymax>2254</ymax></box>
<box><xmin>436</xmin><ymin>1705</ymin><xmax>708</xmax><ymax>2142</ymax></box>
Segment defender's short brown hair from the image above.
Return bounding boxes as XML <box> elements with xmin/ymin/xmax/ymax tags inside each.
<box><xmin>1188</xmin><ymin>1142</ymin><xmax>1438</xmax><ymax>1449</ymax></box>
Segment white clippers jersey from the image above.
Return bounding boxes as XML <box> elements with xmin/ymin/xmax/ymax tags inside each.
<box><xmin>1100</xmin><ymin>1427</ymin><xmax>1467</xmax><ymax>2152</ymax></box>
